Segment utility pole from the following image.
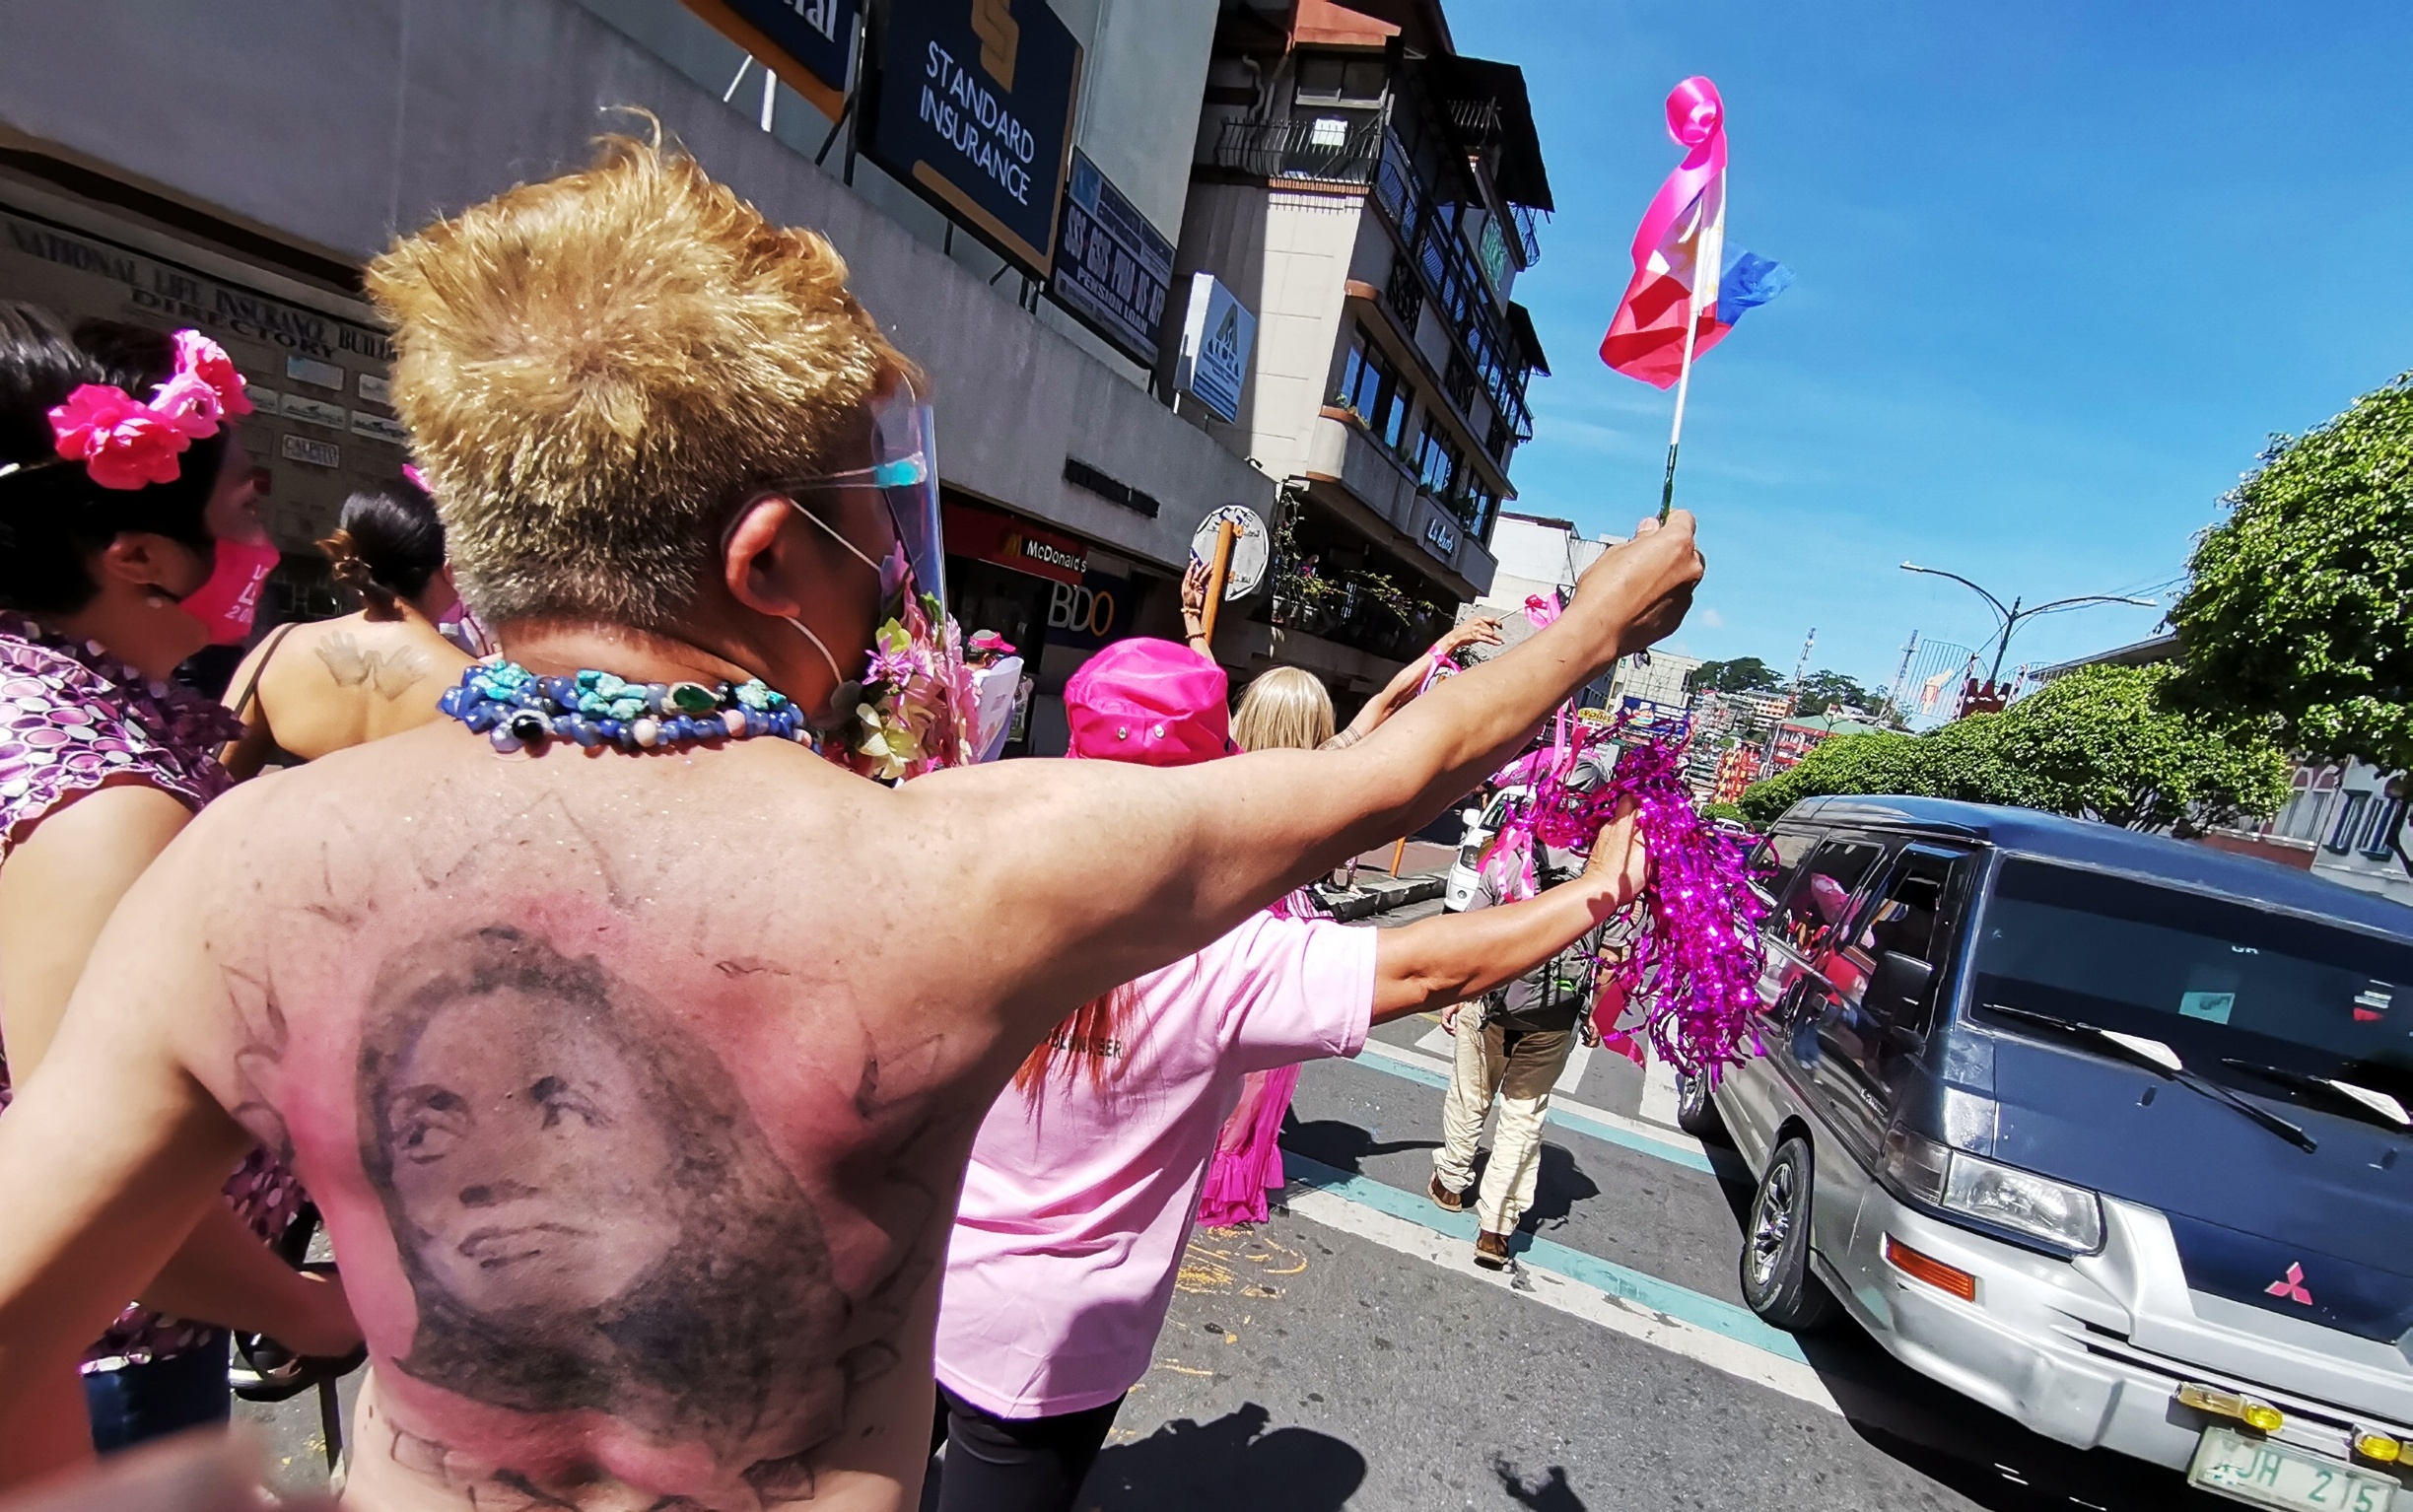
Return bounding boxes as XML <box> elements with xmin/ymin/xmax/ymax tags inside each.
<box><xmin>1898</xmin><ymin>565</ymin><xmax>2158</xmax><ymax>692</ymax></box>
<box><xmin>1787</xmin><ymin>627</ymin><xmax>1816</xmax><ymax>716</ymax></box>
<box><xmin>1886</xmin><ymin>630</ymin><xmax>1919</xmax><ymax>721</ymax></box>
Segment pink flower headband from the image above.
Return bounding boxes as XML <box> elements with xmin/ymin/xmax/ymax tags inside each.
<box><xmin>0</xmin><ymin>329</ymin><xmax>253</xmax><ymax>492</ymax></box>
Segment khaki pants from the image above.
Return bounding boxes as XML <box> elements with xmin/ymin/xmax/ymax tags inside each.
<box><xmin>1430</xmin><ymin>1005</ymin><xmax>1573</xmax><ymax>1235</ymax></box>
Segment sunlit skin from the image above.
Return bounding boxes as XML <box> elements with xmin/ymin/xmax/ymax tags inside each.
<box><xmin>0</xmin><ymin>480</ymin><xmax>1701</xmax><ymax>1509</ymax></box>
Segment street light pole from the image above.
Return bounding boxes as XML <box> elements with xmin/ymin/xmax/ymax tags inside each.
<box><xmin>1898</xmin><ymin>563</ymin><xmax>2159</xmax><ymax>693</ymax></box>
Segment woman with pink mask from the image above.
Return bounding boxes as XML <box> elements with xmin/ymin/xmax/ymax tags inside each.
<box><xmin>0</xmin><ymin>306</ymin><xmax>360</xmax><ymax>1470</ymax></box>
<box><xmin>930</xmin><ymin>637</ymin><xmax>1647</xmax><ymax>1512</ymax></box>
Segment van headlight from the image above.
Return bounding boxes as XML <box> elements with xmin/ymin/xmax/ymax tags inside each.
<box><xmin>1943</xmin><ymin>1151</ymin><xmax>2103</xmax><ymax>1254</ymax></box>
<box><xmin>1883</xmin><ymin>1129</ymin><xmax>2103</xmax><ymax>1254</ymax></box>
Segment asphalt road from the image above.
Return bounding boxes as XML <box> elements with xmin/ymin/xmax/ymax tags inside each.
<box><xmin>243</xmin><ymin>892</ymin><xmax>2240</xmax><ymax>1511</ymax></box>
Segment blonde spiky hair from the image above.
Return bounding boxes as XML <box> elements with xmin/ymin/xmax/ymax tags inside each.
<box><xmin>366</xmin><ymin>121</ymin><xmax>909</xmax><ymax>628</ymax></box>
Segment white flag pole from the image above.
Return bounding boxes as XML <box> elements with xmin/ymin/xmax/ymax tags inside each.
<box><xmin>1655</xmin><ymin>303</ymin><xmax>1703</xmax><ymax>523</ymax></box>
<box><xmin>1656</xmin><ymin>179</ymin><xmax>1721</xmax><ymax>524</ymax></box>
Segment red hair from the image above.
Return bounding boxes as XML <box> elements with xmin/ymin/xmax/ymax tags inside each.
<box><xmin>1013</xmin><ymin>981</ymin><xmax>1140</xmax><ymax>1095</ymax></box>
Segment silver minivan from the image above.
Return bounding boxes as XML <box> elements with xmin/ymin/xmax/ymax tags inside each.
<box><xmin>1691</xmin><ymin>796</ymin><xmax>2413</xmax><ymax>1510</ymax></box>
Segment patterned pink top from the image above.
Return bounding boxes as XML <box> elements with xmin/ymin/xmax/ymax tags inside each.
<box><xmin>0</xmin><ymin>614</ymin><xmax>303</xmax><ymax>1367</ymax></box>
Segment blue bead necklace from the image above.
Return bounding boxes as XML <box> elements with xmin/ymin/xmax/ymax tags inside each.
<box><xmin>438</xmin><ymin>661</ymin><xmax>815</xmax><ymax>755</ymax></box>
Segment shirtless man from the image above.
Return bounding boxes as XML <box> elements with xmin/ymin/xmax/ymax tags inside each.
<box><xmin>0</xmin><ymin>136</ymin><xmax>1701</xmax><ymax>1510</ymax></box>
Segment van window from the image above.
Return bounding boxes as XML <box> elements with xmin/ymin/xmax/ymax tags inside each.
<box><xmin>1973</xmin><ymin>859</ymin><xmax>2413</xmax><ymax>1097</ymax></box>
<box><xmin>1773</xmin><ymin>838</ymin><xmax>1883</xmax><ymax>955</ymax></box>
<box><xmin>1835</xmin><ymin>850</ymin><xmax>1962</xmax><ymax>1031</ymax></box>
<box><xmin>1748</xmin><ymin>831</ymin><xmax>1817</xmax><ymax>909</ymax></box>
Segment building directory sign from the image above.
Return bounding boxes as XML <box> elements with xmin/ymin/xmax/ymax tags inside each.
<box><xmin>862</xmin><ymin>0</ymin><xmax>1083</xmax><ymax>280</ymax></box>
<box><xmin>1174</xmin><ymin>272</ymin><xmax>1255</xmax><ymax>425</ymax></box>
<box><xmin>681</xmin><ymin>0</ymin><xmax>858</xmax><ymax>119</ymax></box>
<box><xmin>1050</xmin><ymin>150</ymin><xmax>1173</xmax><ymax>367</ymax></box>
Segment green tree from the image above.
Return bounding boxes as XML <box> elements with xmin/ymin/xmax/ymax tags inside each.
<box><xmin>1993</xmin><ymin>664</ymin><xmax>2291</xmax><ymax>833</ymax></box>
<box><xmin>1689</xmin><ymin>656</ymin><xmax>1782</xmax><ymax>695</ymax></box>
<box><xmin>1735</xmin><ymin>717</ymin><xmax>2041</xmax><ymax>826</ymax></box>
<box><xmin>1737</xmin><ymin>664</ymin><xmax>2288</xmax><ymax>833</ymax></box>
<box><xmin>2168</xmin><ymin>375</ymin><xmax>2413</xmax><ymax>772</ymax></box>
<box><xmin>1794</xmin><ymin>669</ymin><xmax>1872</xmax><ymax>718</ymax></box>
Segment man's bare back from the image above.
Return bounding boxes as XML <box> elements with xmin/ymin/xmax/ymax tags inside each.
<box><xmin>165</xmin><ymin>728</ymin><xmax>1083</xmax><ymax>1508</ymax></box>
<box><xmin>0</xmin><ymin>134</ymin><xmax>1702</xmax><ymax>1512</ymax></box>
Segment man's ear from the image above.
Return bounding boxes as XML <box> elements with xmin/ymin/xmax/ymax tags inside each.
<box><xmin>724</xmin><ymin>496</ymin><xmax>806</xmax><ymax>618</ymax></box>
<box><xmin>95</xmin><ymin>531</ymin><xmax>198</xmax><ymax>598</ymax></box>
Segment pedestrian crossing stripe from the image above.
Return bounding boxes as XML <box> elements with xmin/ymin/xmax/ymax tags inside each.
<box><xmin>1350</xmin><ymin>1038</ymin><xmax>1750</xmax><ymax>1181</ymax></box>
<box><xmin>1277</xmin><ymin>1152</ymin><xmax>1844</xmax><ymax>1415</ymax></box>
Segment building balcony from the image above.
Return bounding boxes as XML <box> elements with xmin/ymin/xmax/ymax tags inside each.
<box><xmin>1304</xmin><ymin>410</ymin><xmax>1497</xmax><ymax>599</ymax></box>
<box><xmin>1213</xmin><ymin>115</ymin><xmax>1385</xmax><ymax>187</ymax></box>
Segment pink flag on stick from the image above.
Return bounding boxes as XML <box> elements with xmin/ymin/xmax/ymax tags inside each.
<box><xmin>1599</xmin><ymin>77</ymin><xmax>1730</xmax><ymax>389</ymax></box>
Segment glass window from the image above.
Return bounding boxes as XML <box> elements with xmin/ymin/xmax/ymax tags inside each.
<box><xmin>1459</xmin><ymin>480</ymin><xmax>1497</xmax><ymax>537</ymax></box>
<box><xmin>1833</xmin><ymin>852</ymin><xmax>1960</xmax><ymax>1029</ymax></box>
<box><xmin>1972</xmin><ymin>859</ymin><xmax>2413</xmax><ymax>1097</ymax></box>
<box><xmin>1749</xmin><ymin>830</ymin><xmax>1819</xmax><ymax>909</ymax></box>
<box><xmin>1415</xmin><ymin>413</ymin><xmax>1461</xmax><ymax>497</ymax></box>
<box><xmin>2363</xmin><ymin>796</ymin><xmax>2403</xmax><ymax>860</ymax></box>
<box><xmin>1336</xmin><ymin>327</ymin><xmax>1406</xmax><ymax>449</ymax></box>
<box><xmin>1774</xmin><ymin>839</ymin><xmax>1884</xmax><ymax>955</ymax></box>
<box><xmin>2328</xmin><ymin>790</ymin><xmax>2371</xmax><ymax>854</ymax></box>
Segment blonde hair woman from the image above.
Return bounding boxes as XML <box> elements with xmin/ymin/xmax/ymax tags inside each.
<box><xmin>1190</xmin><ymin>604</ymin><xmax>1502</xmax><ymax>1226</ymax></box>
<box><xmin>1179</xmin><ymin>558</ymin><xmax>1502</xmax><ymax>753</ymax></box>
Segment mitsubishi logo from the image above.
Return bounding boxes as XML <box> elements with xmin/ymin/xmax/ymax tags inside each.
<box><xmin>2265</xmin><ymin>1262</ymin><xmax>2314</xmax><ymax>1306</ymax></box>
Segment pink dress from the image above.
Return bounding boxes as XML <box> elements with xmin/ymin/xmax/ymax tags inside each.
<box><xmin>1195</xmin><ymin>886</ymin><xmax>1332</xmax><ymax>1228</ymax></box>
<box><xmin>936</xmin><ymin>912</ymin><xmax>1375</xmax><ymax>1418</ymax></box>
<box><xmin>0</xmin><ymin>615</ymin><xmax>304</xmax><ymax>1369</ymax></box>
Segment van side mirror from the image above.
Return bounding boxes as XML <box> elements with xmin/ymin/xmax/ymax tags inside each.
<box><xmin>1867</xmin><ymin>951</ymin><xmax>1936</xmax><ymax>1039</ymax></box>
<box><xmin>1460</xmin><ymin>807</ymin><xmax>1482</xmax><ymax>829</ymax></box>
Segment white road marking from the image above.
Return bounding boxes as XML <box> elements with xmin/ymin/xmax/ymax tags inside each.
<box><xmin>1638</xmin><ymin>1052</ymin><xmax>1683</xmax><ymax>1129</ymax></box>
<box><xmin>1283</xmin><ymin>1181</ymin><xmax>1844</xmax><ymax>1414</ymax></box>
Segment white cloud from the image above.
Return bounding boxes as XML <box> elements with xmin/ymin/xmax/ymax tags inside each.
<box><xmin>1695</xmin><ymin>606</ymin><xmax>1726</xmax><ymax>630</ymax></box>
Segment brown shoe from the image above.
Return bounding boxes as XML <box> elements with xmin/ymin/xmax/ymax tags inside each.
<box><xmin>1429</xmin><ymin>1175</ymin><xmax>1466</xmax><ymax>1213</ymax></box>
<box><xmin>1474</xmin><ymin>1230</ymin><xmax>1512</xmax><ymax>1270</ymax></box>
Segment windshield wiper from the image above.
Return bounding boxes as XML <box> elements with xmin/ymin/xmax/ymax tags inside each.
<box><xmin>1981</xmin><ymin>1003</ymin><xmax>2318</xmax><ymax>1153</ymax></box>
<box><xmin>2220</xmin><ymin>1060</ymin><xmax>2412</xmax><ymax>1134</ymax></box>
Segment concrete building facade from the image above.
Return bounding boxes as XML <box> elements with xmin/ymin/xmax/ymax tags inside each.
<box><xmin>1168</xmin><ymin>0</ymin><xmax>1553</xmax><ymax>706</ymax></box>
<box><xmin>0</xmin><ymin>0</ymin><xmax>1270</xmax><ymax>753</ymax></box>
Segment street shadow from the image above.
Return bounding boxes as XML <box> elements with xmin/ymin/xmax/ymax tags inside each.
<box><xmin>1518</xmin><ymin>1141</ymin><xmax>1601</xmax><ymax>1230</ymax></box>
<box><xmin>1078</xmin><ymin>1404</ymin><xmax>1366</xmax><ymax>1511</ymax></box>
<box><xmin>1490</xmin><ymin>1454</ymin><xmax>1587</xmax><ymax>1511</ymax></box>
<box><xmin>1279</xmin><ymin>1114</ymin><xmax>1438</xmax><ymax>1176</ymax></box>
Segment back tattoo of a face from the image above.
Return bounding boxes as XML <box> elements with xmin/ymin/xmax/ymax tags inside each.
<box><xmin>356</xmin><ymin>928</ymin><xmax>851</xmax><ymax>1499</ymax></box>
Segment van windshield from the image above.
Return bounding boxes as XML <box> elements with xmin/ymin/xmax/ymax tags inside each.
<box><xmin>1971</xmin><ymin>859</ymin><xmax>2413</xmax><ymax>1100</ymax></box>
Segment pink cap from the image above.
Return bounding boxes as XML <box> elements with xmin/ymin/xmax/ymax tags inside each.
<box><xmin>1064</xmin><ymin>638</ymin><xmax>1231</xmax><ymax>767</ymax></box>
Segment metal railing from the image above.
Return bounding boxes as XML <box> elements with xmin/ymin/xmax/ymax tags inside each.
<box><xmin>1214</xmin><ymin>115</ymin><xmax>1385</xmax><ymax>186</ymax></box>
<box><xmin>1512</xmin><ymin>203</ymin><xmax>1545</xmax><ymax>268</ymax></box>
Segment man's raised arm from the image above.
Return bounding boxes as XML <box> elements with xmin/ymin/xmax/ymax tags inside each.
<box><xmin>953</xmin><ymin>514</ymin><xmax>1700</xmax><ymax>1030</ymax></box>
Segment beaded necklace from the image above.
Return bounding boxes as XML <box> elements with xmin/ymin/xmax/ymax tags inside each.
<box><xmin>438</xmin><ymin>661</ymin><xmax>815</xmax><ymax>754</ymax></box>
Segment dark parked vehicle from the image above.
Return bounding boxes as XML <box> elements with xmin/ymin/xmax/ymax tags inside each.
<box><xmin>1689</xmin><ymin>796</ymin><xmax>2413</xmax><ymax>1510</ymax></box>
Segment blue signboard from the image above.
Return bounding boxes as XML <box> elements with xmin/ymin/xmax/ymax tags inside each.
<box><xmin>862</xmin><ymin>0</ymin><xmax>1083</xmax><ymax>279</ymax></box>
<box><xmin>1050</xmin><ymin>150</ymin><xmax>1173</xmax><ymax>367</ymax></box>
<box><xmin>683</xmin><ymin>0</ymin><xmax>858</xmax><ymax>117</ymax></box>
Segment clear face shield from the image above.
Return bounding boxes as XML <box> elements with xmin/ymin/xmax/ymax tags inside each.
<box><xmin>762</xmin><ymin>377</ymin><xmax>943</xmax><ymax>609</ymax></box>
<box><xmin>746</xmin><ymin>375</ymin><xmax>973</xmax><ymax>780</ymax></box>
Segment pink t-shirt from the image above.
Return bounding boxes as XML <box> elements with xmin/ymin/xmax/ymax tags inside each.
<box><xmin>935</xmin><ymin>913</ymin><xmax>1377</xmax><ymax>1417</ymax></box>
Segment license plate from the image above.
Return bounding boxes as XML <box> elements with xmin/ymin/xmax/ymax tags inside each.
<box><xmin>2189</xmin><ymin>1426</ymin><xmax>2398</xmax><ymax>1512</ymax></box>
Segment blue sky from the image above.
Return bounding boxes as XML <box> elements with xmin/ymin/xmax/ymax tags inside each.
<box><xmin>1450</xmin><ymin>1</ymin><xmax>2413</xmax><ymax>697</ymax></box>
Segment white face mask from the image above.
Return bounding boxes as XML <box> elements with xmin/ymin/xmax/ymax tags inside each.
<box><xmin>777</xmin><ymin>508</ymin><xmax>973</xmax><ymax>783</ymax></box>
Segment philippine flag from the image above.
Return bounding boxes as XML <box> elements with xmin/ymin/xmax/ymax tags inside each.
<box><xmin>1600</xmin><ymin>79</ymin><xmax>1792</xmax><ymax>389</ymax></box>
